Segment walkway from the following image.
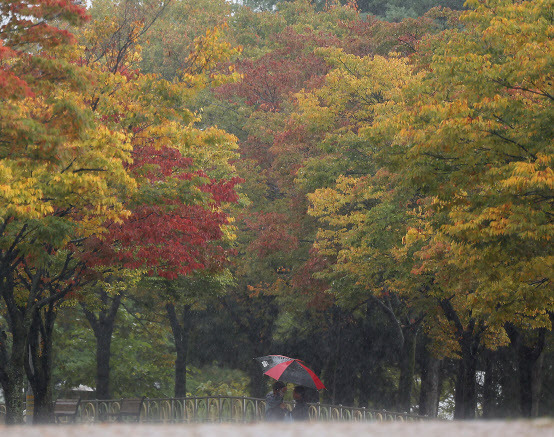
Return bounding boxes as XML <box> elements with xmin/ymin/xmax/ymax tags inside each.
<box><xmin>1</xmin><ymin>421</ymin><xmax>553</xmax><ymax>437</ymax></box>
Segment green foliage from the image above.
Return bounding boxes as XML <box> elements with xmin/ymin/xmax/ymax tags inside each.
<box><xmin>51</xmin><ymin>312</ymin><xmax>96</xmax><ymax>395</ymax></box>
<box><xmin>139</xmin><ymin>0</ymin><xmax>235</xmax><ymax>79</ymax></box>
<box><xmin>397</xmin><ymin>0</ymin><xmax>554</xmax><ymax>341</ymax></box>
<box><xmin>240</xmin><ymin>0</ymin><xmax>466</xmax><ymax>20</ymax></box>
<box><xmin>2</xmin><ymin>0</ymin><xmax>553</xmax><ymax>420</ymax></box>
<box><xmin>53</xmin><ymin>305</ymin><xmax>175</xmax><ymax>398</ymax></box>
<box><xmin>358</xmin><ymin>0</ymin><xmax>465</xmax><ymax>20</ymax></box>
<box><xmin>188</xmin><ymin>365</ymin><xmax>249</xmax><ymax>396</ymax></box>
<box><xmin>110</xmin><ymin>316</ymin><xmax>174</xmax><ymax>398</ymax></box>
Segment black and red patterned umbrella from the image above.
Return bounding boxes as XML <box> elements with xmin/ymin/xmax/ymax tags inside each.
<box><xmin>254</xmin><ymin>355</ymin><xmax>325</xmax><ymax>390</ymax></box>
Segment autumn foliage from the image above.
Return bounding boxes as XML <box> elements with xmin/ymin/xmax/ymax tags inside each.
<box><xmin>86</xmin><ymin>143</ymin><xmax>241</xmax><ymax>279</ymax></box>
<box><xmin>1</xmin><ymin>0</ymin><xmax>552</xmax><ymax>423</ymax></box>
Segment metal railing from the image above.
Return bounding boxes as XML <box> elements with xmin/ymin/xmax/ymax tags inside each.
<box><xmin>1</xmin><ymin>397</ymin><xmax>428</xmax><ymax>424</ymax></box>
<box><xmin>78</xmin><ymin>396</ymin><xmax>266</xmax><ymax>423</ymax></box>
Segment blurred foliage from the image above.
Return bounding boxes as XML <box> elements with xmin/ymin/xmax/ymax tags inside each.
<box><xmin>1</xmin><ymin>0</ymin><xmax>552</xmax><ymax>423</ymax></box>
<box><xmin>188</xmin><ymin>365</ymin><xmax>250</xmax><ymax>396</ymax></box>
<box><xmin>52</xmin><ymin>304</ymin><xmax>174</xmax><ymax>399</ymax></box>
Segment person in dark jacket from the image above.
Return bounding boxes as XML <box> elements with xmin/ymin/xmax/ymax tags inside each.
<box><xmin>291</xmin><ymin>386</ymin><xmax>310</xmax><ymax>421</ymax></box>
<box><xmin>265</xmin><ymin>381</ymin><xmax>287</xmax><ymax>421</ymax></box>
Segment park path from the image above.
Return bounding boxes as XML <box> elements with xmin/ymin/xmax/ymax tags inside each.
<box><xmin>0</xmin><ymin>420</ymin><xmax>553</xmax><ymax>437</ymax></box>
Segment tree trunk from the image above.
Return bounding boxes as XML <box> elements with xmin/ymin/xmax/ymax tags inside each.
<box><xmin>419</xmin><ymin>344</ymin><xmax>440</xmax><ymax>417</ymax></box>
<box><xmin>530</xmin><ymin>351</ymin><xmax>544</xmax><ymax>417</ymax></box>
<box><xmin>333</xmin><ymin>328</ymin><xmax>357</xmax><ymax>406</ymax></box>
<box><xmin>220</xmin><ymin>290</ymin><xmax>279</xmax><ymax>399</ymax></box>
<box><xmin>247</xmin><ymin>359</ymin><xmax>267</xmax><ymax>398</ymax></box>
<box><xmin>1</xmin><ymin>240</ymin><xmax>83</xmax><ymax>424</ymax></box>
<box><xmin>81</xmin><ymin>290</ymin><xmax>122</xmax><ymax>400</ymax></box>
<box><xmin>1</xmin><ymin>362</ymin><xmax>26</xmax><ymax>425</ymax></box>
<box><xmin>174</xmin><ymin>336</ymin><xmax>187</xmax><ymax>398</ymax></box>
<box><xmin>505</xmin><ymin>324</ymin><xmax>547</xmax><ymax>417</ymax></box>
<box><xmin>358</xmin><ymin>364</ymin><xmax>374</xmax><ymax>408</ymax></box>
<box><xmin>439</xmin><ymin>300</ymin><xmax>482</xmax><ymax>419</ymax></box>
<box><xmin>0</xmin><ymin>277</ymin><xmax>29</xmax><ymax>425</ymax></box>
<box><xmin>29</xmin><ymin>372</ymin><xmax>53</xmax><ymax>424</ymax></box>
<box><xmin>95</xmin><ymin>329</ymin><xmax>113</xmax><ymax>399</ymax></box>
<box><xmin>26</xmin><ymin>305</ymin><xmax>56</xmax><ymax>424</ymax></box>
<box><xmin>166</xmin><ymin>303</ymin><xmax>192</xmax><ymax>398</ymax></box>
<box><xmin>367</xmin><ymin>294</ymin><xmax>422</xmax><ymax>413</ymax></box>
<box><xmin>436</xmin><ymin>364</ymin><xmax>445</xmax><ymax>416</ymax></box>
<box><xmin>517</xmin><ymin>340</ymin><xmax>545</xmax><ymax>417</ymax></box>
<box><xmin>454</xmin><ymin>334</ymin><xmax>478</xmax><ymax>419</ymax></box>
<box><xmin>398</xmin><ymin>327</ymin><xmax>417</xmax><ymax>412</ymax></box>
<box><xmin>482</xmin><ymin>351</ymin><xmax>496</xmax><ymax>418</ymax></box>
<box><xmin>321</xmin><ymin>353</ymin><xmax>337</xmax><ymax>404</ymax></box>
<box><xmin>498</xmin><ymin>347</ymin><xmax>520</xmax><ymax>416</ymax></box>
<box><xmin>321</xmin><ymin>306</ymin><xmax>342</xmax><ymax>405</ymax></box>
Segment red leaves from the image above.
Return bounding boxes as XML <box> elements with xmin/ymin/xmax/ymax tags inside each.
<box><xmin>0</xmin><ymin>40</ymin><xmax>33</xmax><ymax>98</ymax></box>
<box><xmin>201</xmin><ymin>177</ymin><xmax>242</xmax><ymax>204</ymax></box>
<box><xmin>290</xmin><ymin>251</ymin><xmax>334</xmax><ymax>310</ymax></box>
<box><xmin>243</xmin><ymin>212</ymin><xmax>299</xmax><ymax>257</ymax></box>
<box><xmin>223</xmin><ymin>54</ymin><xmax>327</xmax><ymax>111</ymax></box>
<box><xmin>87</xmin><ymin>202</ymin><xmax>229</xmax><ymax>279</ymax></box>
<box><xmin>2</xmin><ymin>1</ymin><xmax>88</xmax><ymax>50</ymax></box>
<box><xmin>0</xmin><ymin>70</ymin><xmax>34</xmax><ymax>99</ymax></box>
<box><xmin>130</xmin><ymin>145</ymin><xmax>195</xmax><ymax>180</ymax></box>
<box><xmin>86</xmin><ymin>144</ymin><xmax>240</xmax><ymax>279</ymax></box>
<box><xmin>14</xmin><ymin>0</ymin><xmax>89</xmax><ymax>23</ymax></box>
<box><xmin>0</xmin><ymin>1</ymin><xmax>88</xmax><ymax>99</ymax></box>
<box><xmin>217</xmin><ymin>28</ymin><xmax>330</xmax><ymax>112</ymax></box>
<box><xmin>340</xmin><ymin>9</ymin><xmax>459</xmax><ymax>57</ymax></box>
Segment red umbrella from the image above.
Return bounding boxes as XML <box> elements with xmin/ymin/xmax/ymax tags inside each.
<box><xmin>254</xmin><ymin>355</ymin><xmax>326</xmax><ymax>390</ymax></box>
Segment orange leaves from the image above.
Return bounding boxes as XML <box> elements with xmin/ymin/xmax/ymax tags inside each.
<box><xmin>0</xmin><ymin>0</ymin><xmax>88</xmax><ymax>99</ymax></box>
<box><xmin>243</xmin><ymin>212</ymin><xmax>299</xmax><ymax>257</ymax></box>
<box><xmin>0</xmin><ymin>70</ymin><xmax>34</xmax><ymax>99</ymax></box>
<box><xmin>294</xmin><ymin>0</ymin><xmax>553</xmax><ymax>355</ymax></box>
<box><xmin>63</xmin><ymin>1</ymin><xmax>243</xmax><ymax>281</ymax></box>
<box><xmin>0</xmin><ymin>1</ymin><xmax>135</xmax><ymax>229</ymax></box>
<box><xmin>181</xmin><ymin>24</ymin><xmax>242</xmax><ymax>90</ymax></box>
<box><xmin>1</xmin><ymin>1</ymin><xmax>87</xmax><ymax>45</ymax></box>
<box><xmin>0</xmin><ymin>43</ymin><xmax>34</xmax><ymax>99</ymax></box>
<box><xmin>505</xmin><ymin>153</ymin><xmax>554</xmax><ymax>192</ymax></box>
<box><xmin>400</xmin><ymin>50</ymin><xmax>551</xmax><ymax>342</ymax></box>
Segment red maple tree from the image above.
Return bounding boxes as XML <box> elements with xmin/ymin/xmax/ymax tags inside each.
<box><xmin>85</xmin><ymin>143</ymin><xmax>241</xmax><ymax>280</ymax></box>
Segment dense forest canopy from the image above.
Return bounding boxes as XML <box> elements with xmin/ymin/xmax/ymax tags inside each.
<box><xmin>239</xmin><ymin>0</ymin><xmax>466</xmax><ymax>20</ymax></box>
<box><xmin>0</xmin><ymin>0</ymin><xmax>552</xmax><ymax>425</ymax></box>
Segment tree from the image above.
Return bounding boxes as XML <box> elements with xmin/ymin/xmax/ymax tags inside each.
<box><xmin>206</xmin><ymin>1</ymin><xmax>456</xmax><ymax>406</ymax></box>
<box><xmin>75</xmin><ymin>0</ymin><xmax>242</xmax><ymax>400</ymax></box>
<box><xmin>0</xmin><ymin>0</ymin><xmax>137</xmax><ymax>424</ymax></box>
<box><xmin>140</xmin><ymin>0</ymin><xmax>235</xmax><ymax>79</ymax></box>
<box><xmin>396</xmin><ymin>0</ymin><xmax>553</xmax><ymax>417</ymax></box>
<box><xmin>294</xmin><ymin>45</ymin><xmax>427</xmax><ymax>411</ymax></box>
<box><xmin>78</xmin><ymin>272</ymin><xmax>142</xmax><ymax>400</ymax></box>
<box><xmin>52</xmin><ymin>296</ymin><xmax>175</xmax><ymax>399</ymax></box>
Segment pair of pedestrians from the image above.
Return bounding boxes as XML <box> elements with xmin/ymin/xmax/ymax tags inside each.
<box><xmin>265</xmin><ymin>381</ymin><xmax>310</xmax><ymax>422</ymax></box>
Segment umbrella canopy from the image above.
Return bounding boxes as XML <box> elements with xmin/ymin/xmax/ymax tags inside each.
<box><xmin>254</xmin><ymin>355</ymin><xmax>326</xmax><ymax>390</ymax></box>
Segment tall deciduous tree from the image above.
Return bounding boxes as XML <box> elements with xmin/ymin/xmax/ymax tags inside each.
<box><xmin>75</xmin><ymin>0</ymin><xmax>242</xmax><ymax>399</ymax></box>
<box><xmin>206</xmin><ymin>1</ymin><xmax>455</xmax><ymax>405</ymax></box>
<box><xmin>397</xmin><ymin>0</ymin><xmax>553</xmax><ymax>418</ymax></box>
<box><xmin>300</xmin><ymin>47</ymin><xmax>427</xmax><ymax>411</ymax></box>
<box><xmin>0</xmin><ymin>0</ymin><xmax>136</xmax><ymax>424</ymax></box>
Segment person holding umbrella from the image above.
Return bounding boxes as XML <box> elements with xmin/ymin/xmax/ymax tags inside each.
<box><xmin>265</xmin><ymin>381</ymin><xmax>288</xmax><ymax>421</ymax></box>
<box><xmin>291</xmin><ymin>386</ymin><xmax>310</xmax><ymax>421</ymax></box>
<box><xmin>254</xmin><ymin>355</ymin><xmax>326</xmax><ymax>390</ymax></box>
<box><xmin>255</xmin><ymin>355</ymin><xmax>324</xmax><ymax>422</ymax></box>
